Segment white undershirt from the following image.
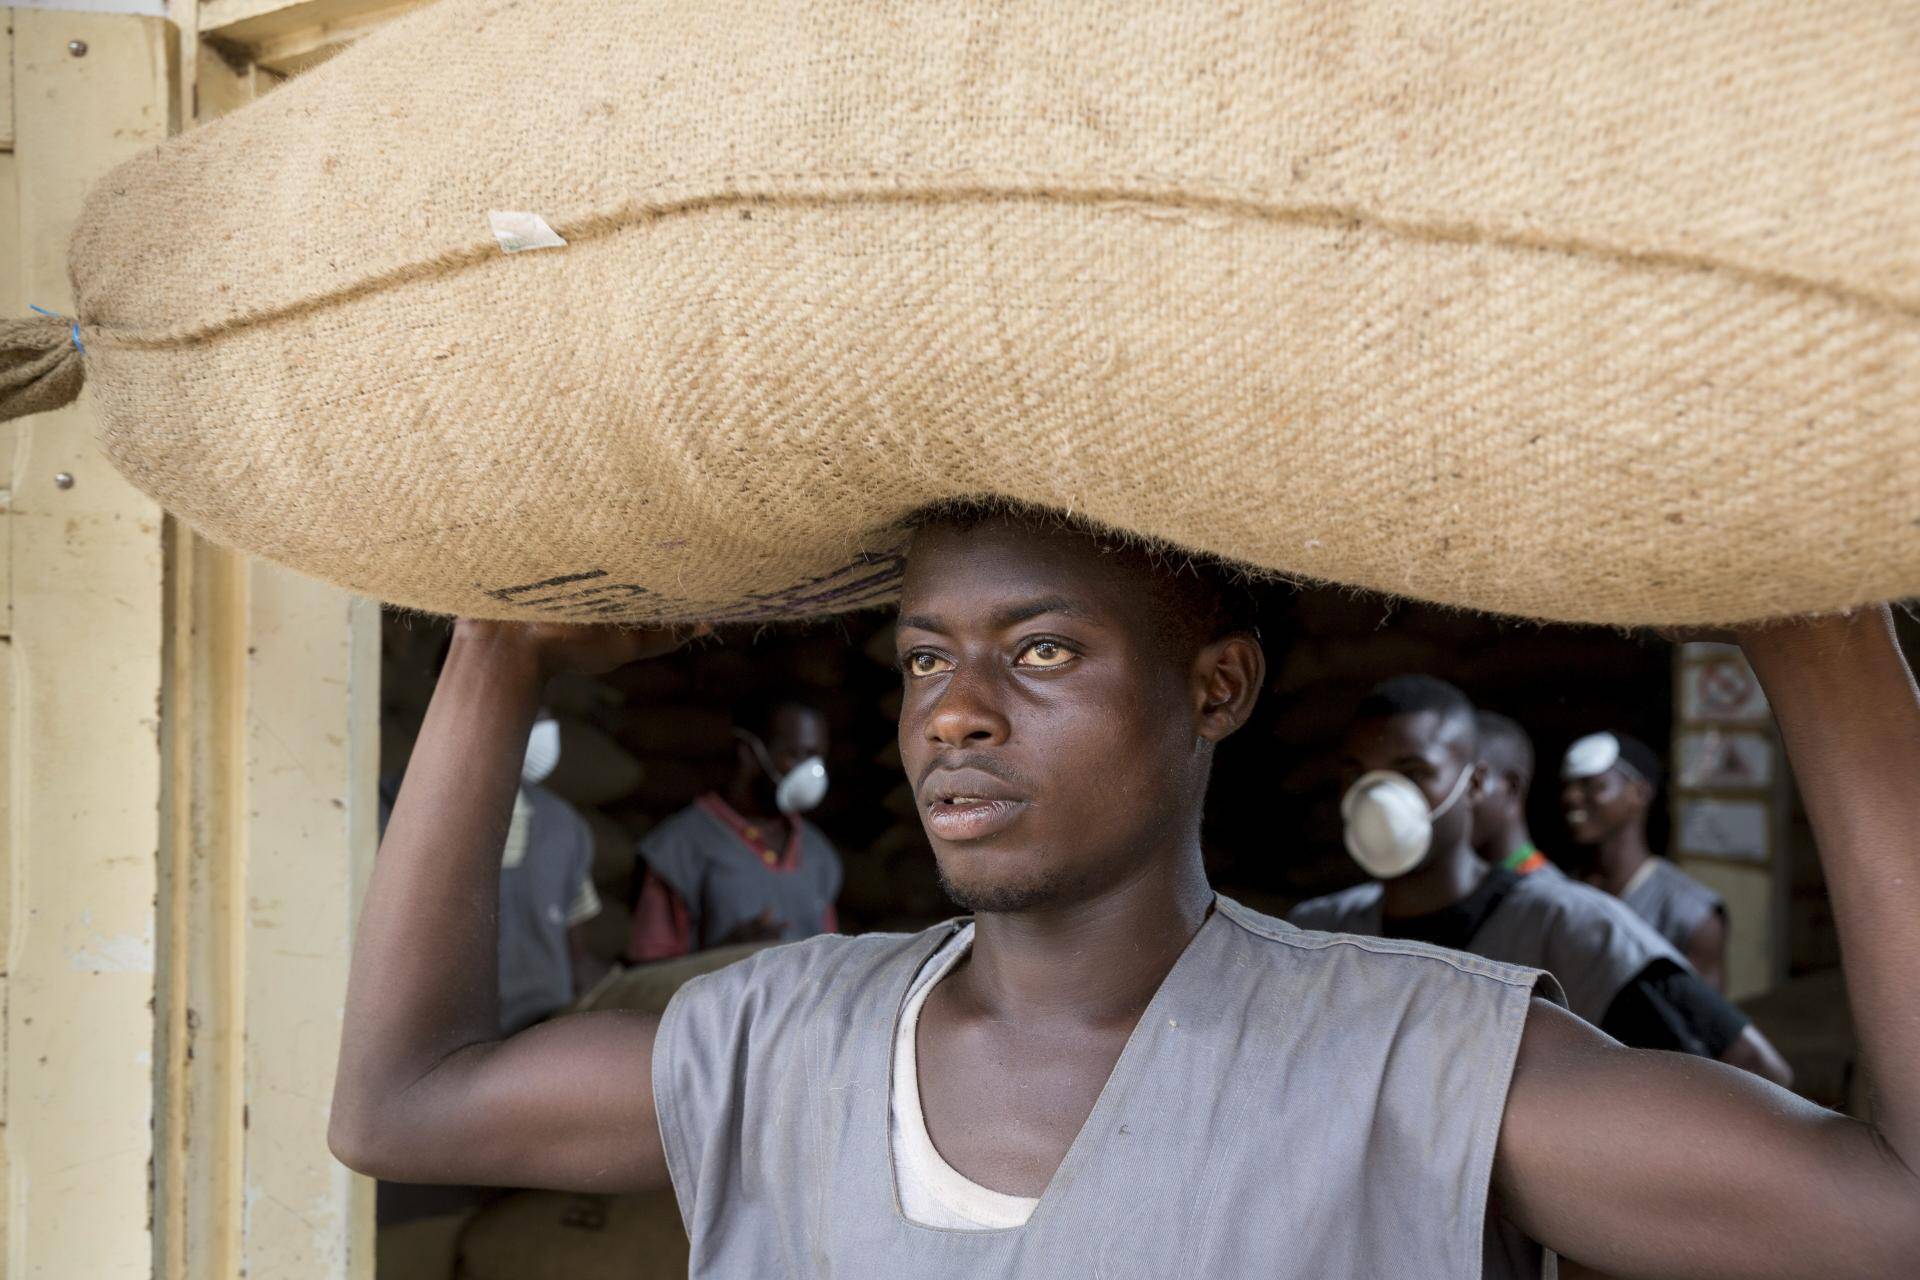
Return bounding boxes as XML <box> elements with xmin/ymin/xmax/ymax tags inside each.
<box><xmin>889</xmin><ymin>924</ymin><xmax>1041</xmax><ymax>1230</ymax></box>
<box><xmin>1621</xmin><ymin>856</ymin><xmax>1661</xmax><ymax>900</ymax></box>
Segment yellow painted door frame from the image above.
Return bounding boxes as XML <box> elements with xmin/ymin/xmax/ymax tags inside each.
<box><xmin>2</xmin><ymin>14</ymin><xmax>176</xmax><ymax>1277</ymax></box>
<box><xmin>2</xmin><ymin>6</ymin><xmax>380</xmax><ymax>1277</ymax></box>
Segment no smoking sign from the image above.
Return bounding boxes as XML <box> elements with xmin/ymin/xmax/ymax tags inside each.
<box><xmin>1681</xmin><ymin>655</ymin><xmax>1770</xmax><ymax>724</ymax></box>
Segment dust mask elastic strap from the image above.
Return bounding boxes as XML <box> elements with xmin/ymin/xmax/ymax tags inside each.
<box><xmin>735</xmin><ymin>728</ymin><xmax>829</xmax><ymax>815</ymax></box>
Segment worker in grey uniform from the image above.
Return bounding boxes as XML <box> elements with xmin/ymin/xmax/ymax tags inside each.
<box><xmin>1563</xmin><ymin>729</ymin><xmax>1731</xmax><ymax>990</ymax></box>
<box><xmin>377</xmin><ymin>711</ymin><xmax>605</xmax><ymax>1034</ymax></box>
<box><xmin>1470</xmin><ymin>710</ymin><xmax>1560</xmax><ymax>878</ymax></box>
<box><xmin>1289</xmin><ymin>676</ymin><xmax>1790</xmax><ymax>1085</ymax></box>
<box><xmin>624</xmin><ymin>692</ymin><xmax>843</xmax><ymax>962</ymax></box>
<box><xmin>331</xmin><ymin>507</ymin><xmax>1920</xmax><ymax>1279</ymax></box>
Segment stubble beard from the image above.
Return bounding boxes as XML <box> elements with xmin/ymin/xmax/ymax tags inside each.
<box><xmin>935</xmin><ymin>857</ymin><xmax>1084</xmax><ymax>916</ymax></box>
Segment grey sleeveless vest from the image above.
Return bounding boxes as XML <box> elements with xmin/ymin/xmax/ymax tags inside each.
<box><xmin>1621</xmin><ymin>858</ymin><xmax>1725</xmax><ymax>956</ymax></box>
<box><xmin>637</xmin><ymin>801</ymin><xmax>842</xmax><ymax>947</ymax></box>
<box><xmin>654</xmin><ymin>896</ymin><xmax>1562</xmax><ymax>1279</ymax></box>
<box><xmin>1288</xmin><ymin>870</ymin><xmax>1684</xmax><ymax>1025</ymax></box>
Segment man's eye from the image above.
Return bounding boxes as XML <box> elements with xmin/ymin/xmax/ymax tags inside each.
<box><xmin>1016</xmin><ymin>640</ymin><xmax>1075</xmax><ymax>669</ymax></box>
<box><xmin>904</xmin><ymin>651</ymin><xmax>952</xmax><ymax>677</ymax></box>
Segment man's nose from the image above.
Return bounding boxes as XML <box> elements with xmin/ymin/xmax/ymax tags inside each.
<box><xmin>926</xmin><ymin>668</ymin><xmax>1010</xmax><ymax>748</ymax></box>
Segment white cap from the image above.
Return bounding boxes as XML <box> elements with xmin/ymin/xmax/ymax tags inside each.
<box><xmin>1561</xmin><ymin>731</ymin><xmax>1623</xmax><ymax>781</ymax></box>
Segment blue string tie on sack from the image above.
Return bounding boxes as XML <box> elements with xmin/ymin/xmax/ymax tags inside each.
<box><xmin>28</xmin><ymin>305</ymin><xmax>83</xmax><ymax>355</ymax></box>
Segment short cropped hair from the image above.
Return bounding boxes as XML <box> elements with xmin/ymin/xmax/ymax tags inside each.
<box><xmin>1475</xmin><ymin>711</ymin><xmax>1535</xmax><ymax>784</ymax></box>
<box><xmin>907</xmin><ymin>500</ymin><xmax>1260</xmax><ymax>655</ymax></box>
<box><xmin>1354</xmin><ymin>674</ymin><xmax>1478</xmax><ymax>745</ymax></box>
<box><xmin>733</xmin><ymin>688</ymin><xmax>826</xmax><ymax>746</ymax></box>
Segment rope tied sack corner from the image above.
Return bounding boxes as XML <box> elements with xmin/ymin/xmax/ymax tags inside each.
<box><xmin>0</xmin><ymin>308</ymin><xmax>87</xmax><ymax>422</ymax></box>
<box><xmin>28</xmin><ymin>305</ymin><xmax>85</xmax><ymax>355</ymax></box>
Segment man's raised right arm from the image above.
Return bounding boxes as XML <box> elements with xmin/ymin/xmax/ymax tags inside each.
<box><xmin>328</xmin><ymin>620</ymin><xmax>689</xmax><ymax>1193</ymax></box>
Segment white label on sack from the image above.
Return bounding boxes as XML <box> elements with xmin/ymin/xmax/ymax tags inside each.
<box><xmin>488</xmin><ymin>210</ymin><xmax>568</xmax><ymax>253</ymax></box>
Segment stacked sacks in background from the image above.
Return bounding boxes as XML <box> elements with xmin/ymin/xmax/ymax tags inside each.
<box><xmin>377</xmin><ymin>607</ymin><xmax>936</xmax><ymax>970</ymax></box>
<box><xmin>5</xmin><ymin>0</ymin><xmax>1916</xmax><ymax>627</ymax></box>
<box><xmin>456</xmin><ymin>1188</ymin><xmax>689</xmax><ymax>1280</ymax></box>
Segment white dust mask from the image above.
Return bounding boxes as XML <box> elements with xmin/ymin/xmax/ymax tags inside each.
<box><xmin>773</xmin><ymin>756</ymin><xmax>829</xmax><ymax>815</ymax></box>
<box><xmin>1340</xmin><ymin>764</ymin><xmax>1474</xmax><ymax>880</ymax></box>
<box><xmin>521</xmin><ymin>715</ymin><xmax>561</xmax><ymax>785</ymax></box>
<box><xmin>736</xmin><ymin>729</ymin><xmax>829</xmax><ymax>815</ymax></box>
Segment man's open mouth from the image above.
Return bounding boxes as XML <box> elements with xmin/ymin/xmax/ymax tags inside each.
<box><xmin>925</xmin><ymin>795</ymin><xmax>1026</xmax><ymax>840</ymax></box>
<box><xmin>918</xmin><ymin>762</ymin><xmax>1027</xmax><ymax>842</ymax></box>
<box><xmin>918</xmin><ymin>763</ymin><xmax>1030</xmax><ymax>841</ymax></box>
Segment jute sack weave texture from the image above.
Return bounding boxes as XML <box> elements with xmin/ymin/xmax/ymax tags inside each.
<box><xmin>24</xmin><ymin>0</ymin><xmax>1920</xmax><ymax>625</ymax></box>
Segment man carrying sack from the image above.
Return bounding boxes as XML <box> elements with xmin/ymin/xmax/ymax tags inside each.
<box><xmin>330</xmin><ymin>508</ymin><xmax>1919</xmax><ymax>1277</ymax></box>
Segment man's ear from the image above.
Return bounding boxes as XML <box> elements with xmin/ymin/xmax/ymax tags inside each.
<box><xmin>1194</xmin><ymin>633</ymin><xmax>1265</xmax><ymax>743</ymax></box>
<box><xmin>1468</xmin><ymin>761</ymin><xmax>1490</xmax><ymax>803</ymax></box>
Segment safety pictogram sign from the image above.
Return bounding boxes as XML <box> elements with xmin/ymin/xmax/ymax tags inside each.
<box><xmin>1675</xmin><ymin>729</ymin><xmax>1775</xmax><ymax>789</ymax></box>
<box><xmin>1680</xmin><ymin>654</ymin><xmax>1771</xmax><ymax>725</ymax></box>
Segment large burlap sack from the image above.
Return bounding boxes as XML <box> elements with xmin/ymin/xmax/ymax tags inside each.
<box><xmin>539</xmin><ymin>718</ymin><xmax>643</xmax><ymax>808</ymax></box>
<box><xmin>19</xmin><ymin>0</ymin><xmax>1919</xmax><ymax>625</ymax></box>
<box><xmin>456</xmin><ymin>1189</ymin><xmax>687</xmax><ymax>1280</ymax></box>
<box><xmin>573</xmin><ymin>943</ymin><xmax>772</xmax><ymax>1016</ymax></box>
<box><xmin>378</xmin><ymin>1209</ymin><xmax>474</xmax><ymax>1280</ymax></box>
